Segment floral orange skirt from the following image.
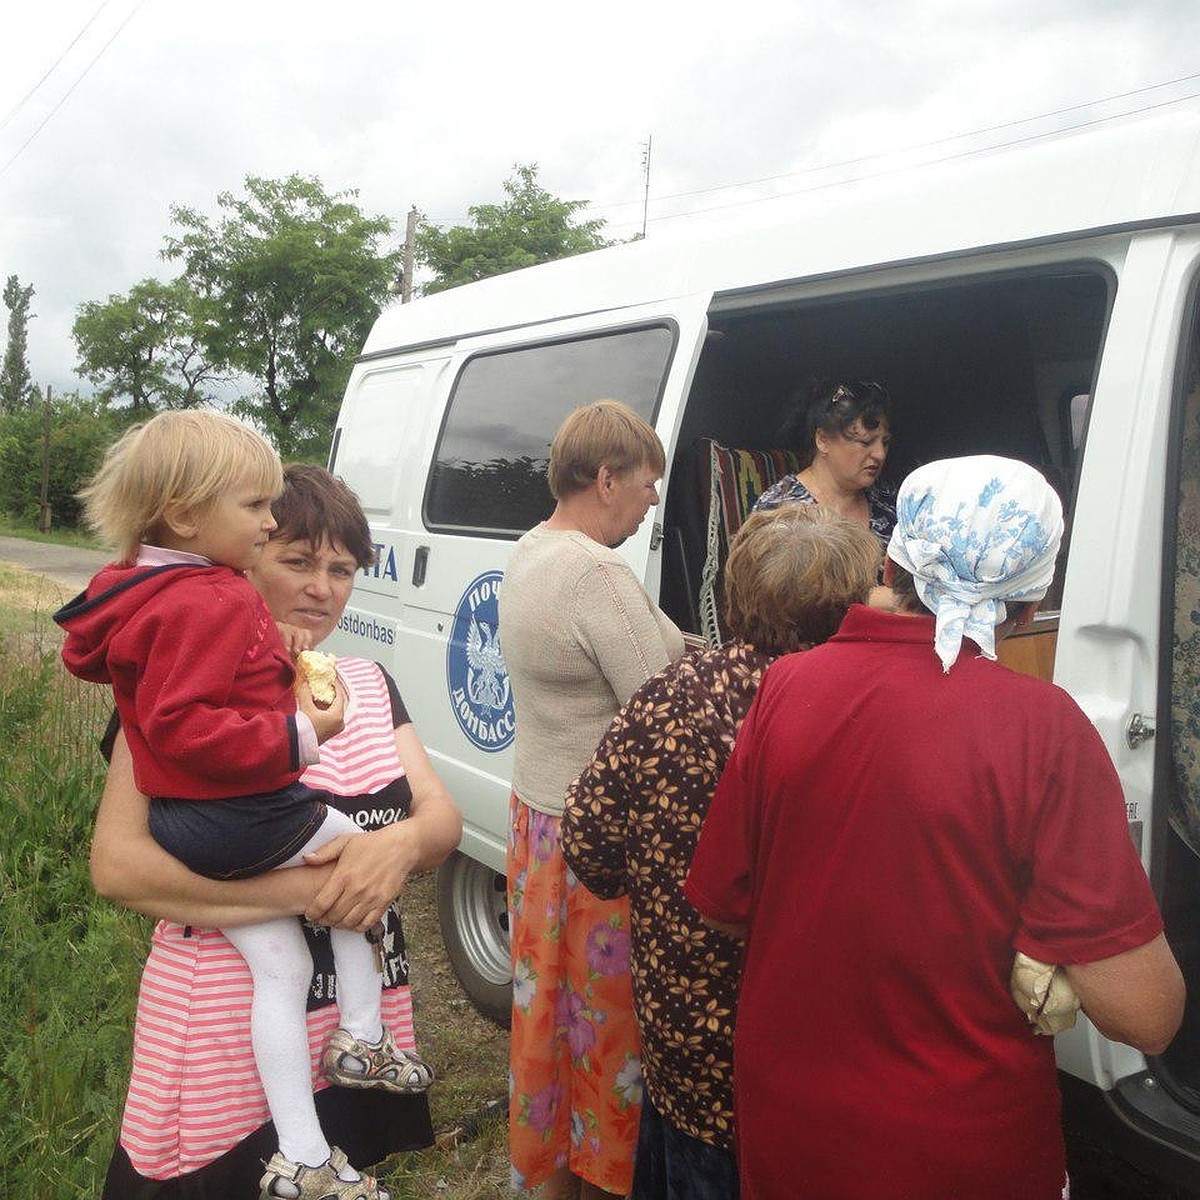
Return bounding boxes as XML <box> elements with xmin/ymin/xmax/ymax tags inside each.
<box><xmin>507</xmin><ymin>793</ymin><xmax>642</xmax><ymax>1194</ymax></box>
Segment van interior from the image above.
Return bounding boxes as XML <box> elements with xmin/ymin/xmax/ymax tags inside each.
<box><xmin>660</xmin><ymin>265</ymin><xmax>1109</xmax><ymax>660</ymax></box>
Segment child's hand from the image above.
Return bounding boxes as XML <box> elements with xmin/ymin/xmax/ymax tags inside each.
<box><xmin>296</xmin><ymin>675</ymin><xmax>346</xmax><ymax>744</ymax></box>
<box><xmin>276</xmin><ymin>621</ymin><xmax>315</xmax><ymax>655</ymax></box>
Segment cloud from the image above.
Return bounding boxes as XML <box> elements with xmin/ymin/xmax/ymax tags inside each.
<box><xmin>1</xmin><ymin>0</ymin><xmax>1198</xmax><ymax>396</ymax></box>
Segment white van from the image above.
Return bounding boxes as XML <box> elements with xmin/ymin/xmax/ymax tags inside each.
<box><xmin>327</xmin><ymin>110</ymin><xmax>1200</xmax><ymax>1189</ymax></box>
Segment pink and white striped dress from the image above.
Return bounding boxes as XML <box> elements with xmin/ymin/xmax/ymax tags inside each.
<box><xmin>110</xmin><ymin>657</ymin><xmax>432</xmax><ymax>1186</ymax></box>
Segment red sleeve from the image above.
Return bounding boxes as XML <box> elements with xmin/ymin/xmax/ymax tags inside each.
<box><xmin>1015</xmin><ymin>704</ymin><xmax>1163</xmax><ymax>965</ymax></box>
<box><xmin>132</xmin><ymin>579</ymin><xmax>299</xmax><ymax>786</ymax></box>
<box><xmin>684</xmin><ymin>681</ymin><xmax>764</xmax><ymax>927</ymax></box>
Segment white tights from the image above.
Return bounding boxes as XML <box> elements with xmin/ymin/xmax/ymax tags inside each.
<box><xmin>223</xmin><ymin>806</ymin><xmax>382</xmax><ymax>1169</ymax></box>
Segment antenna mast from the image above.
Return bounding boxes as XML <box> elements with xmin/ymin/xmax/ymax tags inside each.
<box><xmin>640</xmin><ymin>136</ymin><xmax>653</xmax><ymax>239</ymax></box>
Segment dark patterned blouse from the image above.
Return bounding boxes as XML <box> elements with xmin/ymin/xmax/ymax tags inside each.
<box><xmin>562</xmin><ymin>641</ymin><xmax>774</xmax><ymax>1150</ymax></box>
<box><xmin>753</xmin><ymin>474</ymin><xmax>898</xmax><ymax>546</ymax></box>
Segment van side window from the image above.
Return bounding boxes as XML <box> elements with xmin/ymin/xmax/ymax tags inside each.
<box><xmin>426</xmin><ymin>325</ymin><xmax>676</xmax><ymax>536</ymax></box>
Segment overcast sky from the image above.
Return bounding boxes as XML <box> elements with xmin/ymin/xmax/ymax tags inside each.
<box><xmin>1</xmin><ymin>0</ymin><xmax>1198</xmax><ymax>398</ymax></box>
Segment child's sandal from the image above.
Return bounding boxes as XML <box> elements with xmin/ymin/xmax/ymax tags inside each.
<box><xmin>321</xmin><ymin>1025</ymin><xmax>435</xmax><ymax>1094</ymax></box>
<box><xmin>259</xmin><ymin>1146</ymin><xmax>389</xmax><ymax>1200</ymax></box>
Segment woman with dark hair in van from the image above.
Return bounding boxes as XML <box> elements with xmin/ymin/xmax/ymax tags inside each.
<box><xmin>498</xmin><ymin>400</ymin><xmax>686</xmax><ymax>1200</ymax></box>
<box><xmin>753</xmin><ymin>378</ymin><xmax>897</xmax><ymax>545</ymax></box>
<box><xmin>560</xmin><ymin>504</ymin><xmax>880</xmax><ymax>1200</ymax></box>
<box><xmin>88</xmin><ymin>465</ymin><xmax>462</xmax><ymax>1200</ymax></box>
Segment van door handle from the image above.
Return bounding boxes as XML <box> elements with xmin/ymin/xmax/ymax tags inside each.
<box><xmin>1126</xmin><ymin>713</ymin><xmax>1155</xmax><ymax>750</ymax></box>
<box><xmin>412</xmin><ymin>545</ymin><xmax>429</xmax><ymax>587</ymax></box>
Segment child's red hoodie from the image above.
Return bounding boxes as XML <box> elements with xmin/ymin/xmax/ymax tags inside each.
<box><xmin>55</xmin><ymin>562</ymin><xmax>303</xmax><ymax>800</ymax></box>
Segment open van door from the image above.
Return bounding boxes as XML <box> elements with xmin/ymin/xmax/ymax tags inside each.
<box><xmin>329</xmin><ymin>293</ymin><xmax>711</xmax><ymax>1022</ymax></box>
<box><xmin>1052</xmin><ymin>230</ymin><xmax>1200</xmax><ymax>1187</ymax></box>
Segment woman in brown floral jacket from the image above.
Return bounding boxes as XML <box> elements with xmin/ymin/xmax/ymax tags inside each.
<box><xmin>561</xmin><ymin>504</ymin><xmax>880</xmax><ymax>1200</ymax></box>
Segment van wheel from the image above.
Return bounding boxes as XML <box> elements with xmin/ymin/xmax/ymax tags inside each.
<box><xmin>435</xmin><ymin>852</ymin><xmax>512</xmax><ymax>1028</ymax></box>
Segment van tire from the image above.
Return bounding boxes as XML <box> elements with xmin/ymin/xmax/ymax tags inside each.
<box><xmin>435</xmin><ymin>852</ymin><xmax>512</xmax><ymax>1028</ymax></box>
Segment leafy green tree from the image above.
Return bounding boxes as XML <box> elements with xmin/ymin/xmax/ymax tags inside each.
<box><xmin>73</xmin><ymin>277</ymin><xmax>220</xmax><ymax>414</ymax></box>
<box><xmin>0</xmin><ymin>392</ymin><xmax>128</xmax><ymax>527</ymax></box>
<box><xmin>1</xmin><ymin>275</ymin><xmax>35</xmax><ymax>412</ymax></box>
<box><xmin>416</xmin><ymin>163</ymin><xmax>610</xmax><ymax>295</ymax></box>
<box><xmin>163</xmin><ymin>174</ymin><xmax>401</xmax><ymax>459</ymax></box>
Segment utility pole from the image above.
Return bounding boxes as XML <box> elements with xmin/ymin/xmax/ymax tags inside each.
<box><xmin>640</xmin><ymin>136</ymin><xmax>653</xmax><ymax>239</ymax></box>
<box><xmin>38</xmin><ymin>385</ymin><xmax>51</xmax><ymax>532</ymax></box>
<box><xmin>402</xmin><ymin>206</ymin><xmax>418</xmax><ymax>303</ymax></box>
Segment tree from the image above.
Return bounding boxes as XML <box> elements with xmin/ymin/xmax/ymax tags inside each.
<box><xmin>416</xmin><ymin>164</ymin><xmax>610</xmax><ymax>295</ymax></box>
<box><xmin>1</xmin><ymin>275</ymin><xmax>35</xmax><ymax>412</ymax></box>
<box><xmin>0</xmin><ymin>392</ymin><xmax>128</xmax><ymax>527</ymax></box>
<box><xmin>163</xmin><ymin>174</ymin><xmax>402</xmax><ymax>459</ymax></box>
<box><xmin>73</xmin><ymin>277</ymin><xmax>221</xmax><ymax>414</ymax></box>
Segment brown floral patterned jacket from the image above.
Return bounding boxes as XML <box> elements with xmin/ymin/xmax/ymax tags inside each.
<box><xmin>561</xmin><ymin>641</ymin><xmax>774</xmax><ymax>1150</ymax></box>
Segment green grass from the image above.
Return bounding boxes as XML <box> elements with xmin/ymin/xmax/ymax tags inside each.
<box><xmin>0</xmin><ymin>616</ymin><xmax>144</xmax><ymax>1199</ymax></box>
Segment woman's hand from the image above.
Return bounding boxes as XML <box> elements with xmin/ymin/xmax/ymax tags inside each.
<box><xmin>303</xmin><ymin>822</ymin><xmax>421</xmax><ymax>931</ymax></box>
<box><xmin>303</xmin><ymin>722</ymin><xmax>462</xmax><ymax>931</ymax></box>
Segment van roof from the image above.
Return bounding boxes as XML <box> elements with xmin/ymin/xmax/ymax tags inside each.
<box><xmin>362</xmin><ymin>108</ymin><xmax>1200</xmax><ymax>357</ymax></box>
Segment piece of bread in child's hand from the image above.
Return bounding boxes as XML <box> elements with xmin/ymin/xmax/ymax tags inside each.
<box><xmin>295</xmin><ymin>650</ymin><xmax>337</xmax><ymax>709</ymax></box>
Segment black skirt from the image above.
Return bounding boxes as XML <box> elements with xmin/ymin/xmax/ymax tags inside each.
<box><xmin>101</xmin><ymin>1088</ymin><xmax>433</xmax><ymax>1198</ymax></box>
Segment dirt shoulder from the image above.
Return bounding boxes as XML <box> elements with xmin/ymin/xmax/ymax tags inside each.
<box><xmin>387</xmin><ymin>869</ymin><xmax>510</xmax><ymax>1197</ymax></box>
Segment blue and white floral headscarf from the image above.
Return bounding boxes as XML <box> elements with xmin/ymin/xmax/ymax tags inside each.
<box><xmin>886</xmin><ymin>456</ymin><xmax>1064</xmax><ymax>672</ymax></box>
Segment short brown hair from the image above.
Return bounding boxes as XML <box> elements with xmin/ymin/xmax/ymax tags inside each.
<box><xmin>723</xmin><ymin>505</ymin><xmax>880</xmax><ymax>654</ymax></box>
<box><xmin>546</xmin><ymin>400</ymin><xmax>665</xmax><ymax>499</ymax></box>
<box><xmin>81</xmin><ymin>410</ymin><xmax>282</xmax><ymax>563</ymax></box>
<box><xmin>272</xmin><ymin>464</ymin><xmax>375</xmax><ymax>569</ymax></box>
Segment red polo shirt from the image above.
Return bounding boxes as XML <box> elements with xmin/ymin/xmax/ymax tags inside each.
<box><xmin>687</xmin><ymin>605</ymin><xmax>1162</xmax><ymax>1200</ymax></box>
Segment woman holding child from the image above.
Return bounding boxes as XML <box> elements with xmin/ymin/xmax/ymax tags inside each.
<box><xmin>83</xmin><ymin>441</ymin><xmax>460</xmax><ymax>1200</ymax></box>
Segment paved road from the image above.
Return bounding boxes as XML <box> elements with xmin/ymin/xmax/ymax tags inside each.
<box><xmin>0</xmin><ymin>535</ymin><xmax>107</xmax><ymax>597</ymax></box>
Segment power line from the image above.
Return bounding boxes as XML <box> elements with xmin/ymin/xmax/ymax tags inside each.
<box><xmin>0</xmin><ymin>1</ymin><xmax>117</xmax><ymax>135</ymax></box>
<box><xmin>427</xmin><ymin>74</ymin><xmax>1200</xmax><ymax>236</ymax></box>
<box><xmin>0</xmin><ymin>0</ymin><xmax>117</xmax><ymax>134</ymax></box>
<box><xmin>0</xmin><ymin>0</ymin><xmax>148</xmax><ymax>180</ymax></box>
<box><xmin>592</xmin><ymin>70</ymin><xmax>1200</xmax><ymax>218</ymax></box>
<box><xmin>642</xmin><ymin>86</ymin><xmax>1200</xmax><ymax>226</ymax></box>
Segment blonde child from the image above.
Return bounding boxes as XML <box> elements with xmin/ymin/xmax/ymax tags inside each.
<box><xmin>56</xmin><ymin>411</ymin><xmax>430</xmax><ymax>1200</ymax></box>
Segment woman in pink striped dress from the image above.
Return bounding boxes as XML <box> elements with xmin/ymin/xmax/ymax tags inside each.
<box><xmin>89</xmin><ymin>465</ymin><xmax>462</xmax><ymax>1199</ymax></box>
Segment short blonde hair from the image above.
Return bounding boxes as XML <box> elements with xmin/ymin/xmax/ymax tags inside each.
<box><xmin>723</xmin><ymin>505</ymin><xmax>880</xmax><ymax>654</ymax></box>
<box><xmin>546</xmin><ymin>400</ymin><xmax>665</xmax><ymax>499</ymax></box>
<box><xmin>82</xmin><ymin>410</ymin><xmax>283</xmax><ymax>563</ymax></box>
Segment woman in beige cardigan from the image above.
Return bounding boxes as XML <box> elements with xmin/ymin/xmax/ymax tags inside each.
<box><xmin>499</xmin><ymin>401</ymin><xmax>685</xmax><ymax>1200</ymax></box>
